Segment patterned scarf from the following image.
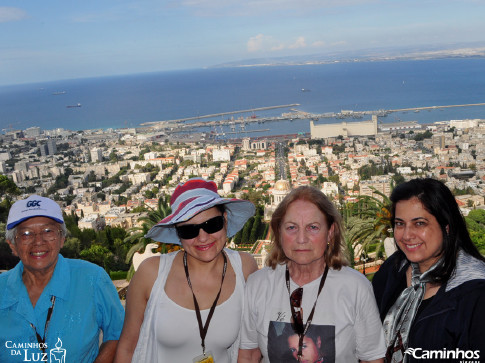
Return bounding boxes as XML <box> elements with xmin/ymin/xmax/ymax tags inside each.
<box><xmin>383</xmin><ymin>260</ymin><xmax>442</xmax><ymax>363</ymax></box>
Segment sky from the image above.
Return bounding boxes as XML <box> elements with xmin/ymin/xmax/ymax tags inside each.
<box><xmin>1</xmin><ymin>0</ymin><xmax>485</xmax><ymax>86</ymax></box>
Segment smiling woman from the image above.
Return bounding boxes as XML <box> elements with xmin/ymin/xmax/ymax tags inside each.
<box><xmin>114</xmin><ymin>177</ymin><xmax>258</xmax><ymax>363</ymax></box>
<box><xmin>372</xmin><ymin>178</ymin><xmax>485</xmax><ymax>362</ymax></box>
<box><xmin>0</xmin><ymin>195</ymin><xmax>125</xmax><ymax>363</ymax></box>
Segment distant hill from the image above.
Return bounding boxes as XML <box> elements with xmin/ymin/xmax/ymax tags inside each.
<box><xmin>210</xmin><ymin>43</ymin><xmax>485</xmax><ymax>68</ymax></box>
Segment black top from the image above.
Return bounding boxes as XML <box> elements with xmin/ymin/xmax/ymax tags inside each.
<box><xmin>372</xmin><ymin>252</ymin><xmax>485</xmax><ymax>363</ymax></box>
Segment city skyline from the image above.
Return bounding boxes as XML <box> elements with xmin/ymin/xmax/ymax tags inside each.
<box><xmin>2</xmin><ymin>0</ymin><xmax>485</xmax><ymax>86</ymax></box>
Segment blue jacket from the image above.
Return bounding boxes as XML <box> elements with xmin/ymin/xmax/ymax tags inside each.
<box><xmin>372</xmin><ymin>250</ymin><xmax>485</xmax><ymax>363</ymax></box>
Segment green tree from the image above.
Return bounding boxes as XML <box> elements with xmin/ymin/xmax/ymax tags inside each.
<box><xmin>0</xmin><ymin>222</ymin><xmax>20</xmax><ymax>269</ymax></box>
<box><xmin>80</xmin><ymin>244</ymin><xmax>114</xmax><ymax>273</ymax></box>
<box><xmin>60</xmin><ymin>237</ymin><xmax>82</xmax><ymax>258</ymax></box>
<box><xmin>466</xmin><ymin>209</ymin><xmax>485</xmax><ymax>226</ymax></box>
<box><xmin>111</xmin><ymin>238</ymin><xmax>130</xmax><ymax>271</ymax></box>
<box><xmin>75</xmin><ymin>228</ymin><xmax>97</xmax><ymax>250</ymax></box>
<box><xmin>241</xmin><ymin>190</ymin><xmax>264</xmax><ymax>209</ymax></box>
<box><xmin>109</xmin><ymin>149</ymin><xmax>119</xmax><ymax>162</ymax></box>
<box><xmin>345</xmin><ymin>188</ymin><xmax>393</xmax><ymax>263</ymax></box>
<box><xmin>232</xmin><ymin>229</ymin><xmax>243</xmax><ymax>245</ymax></box>
<box><xmin>465</xmin><ymin>209</ymin><xmax>485</xmax><ymax>254</ymax></box>
<box><xmin>0</xmin><ymin>174</ymin><xmax>20</xmax><ymax>197</ymax></box>
<box><xmin>240</xmin><ymin>217</ymin><xmax>254</xmax><ymax>244</ymax></box>
<box><xmin>123</xmin><ymin>193</ymin><xmax>176</xmax><ymax>279</ymax></box>
<box><xmin>0</xmin><ymin>175</ymin><xmax>21</xmax><ymax>223</ymax></box>
<box><xmin>249</xmin><ymin>215</ymin><xmax>262</xmax><ymax>244</ymax></box>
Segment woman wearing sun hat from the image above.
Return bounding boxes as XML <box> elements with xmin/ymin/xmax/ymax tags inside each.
<box><xmin>114</xmin><ymin>178</ymin><xmax>258</xmax><ymax>363</ymax></box>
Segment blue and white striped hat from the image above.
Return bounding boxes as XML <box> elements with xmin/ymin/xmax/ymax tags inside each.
<box><xmin>145</xmin><ymin>178</ymin><xmax>255</xmax><ymax>245</ymax></box>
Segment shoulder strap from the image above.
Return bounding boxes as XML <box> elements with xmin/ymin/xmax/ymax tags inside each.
<box><xmin>224</xmin><ymin>248</ymin><xmax>245</xmax><ymax>284</ymax></box>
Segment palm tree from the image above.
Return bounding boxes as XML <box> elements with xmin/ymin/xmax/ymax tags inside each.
<box><xmin>345</xmin><ymin>188</ymin><xmax>393</xmax><ymax>273</ymax></box>
<box><xmin>124</xmin><ymin>193</ymin><xmax>180</xmax><ymax>279</ymax></box>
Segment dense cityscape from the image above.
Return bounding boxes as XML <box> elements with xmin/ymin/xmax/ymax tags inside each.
<box><xmin>1</xmin><ymin>115</ymin><xmax>485</xmax><ymax>278</ymax></box>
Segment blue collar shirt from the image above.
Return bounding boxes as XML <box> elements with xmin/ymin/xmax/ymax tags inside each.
<box><xmin>0</xmin><ymin>255</ymin><xmax>124</xmax><ymax>363</ymax></box>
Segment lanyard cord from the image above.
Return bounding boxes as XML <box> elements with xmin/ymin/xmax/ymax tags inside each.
<box><xmin>183</xmin><ymin>251</ymin><xmax>227</xmax><ymax>356</ymax></box>
<box><xmin>30</xmin><ymin>295</ymin><xmax>56</xmax><ymax>354</ymax></box>
<box><xmin>286</xmin><ymin>264</ymin><xmax>329</xmax><ymax>362</ymax></box>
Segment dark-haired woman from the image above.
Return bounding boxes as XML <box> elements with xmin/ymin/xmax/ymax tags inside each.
<box><xmin>114</xmin><ymin>178</ymin><xmax>258</xmax><ymax>363</ymax></box>
<box><xmin>372</xmin><ymin>178</ymin><xmax>485</xmax><ymax>362</ymax></box>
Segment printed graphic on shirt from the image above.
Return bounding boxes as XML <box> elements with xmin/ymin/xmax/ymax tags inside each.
<box><xmin>268</xmin><ymin>321</ymin><xmax>335</xmax><ymax>363</ymax></box>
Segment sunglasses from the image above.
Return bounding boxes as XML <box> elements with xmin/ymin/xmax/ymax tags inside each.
<box><xmin>290</xmin><ymin>287</ymin><xmax>304</xmax><ymax>334</ymax></box>
<box><xmin>175</xmin><ymin>215</ymin><xmax>225</xmax><ymax>240</ymax></box>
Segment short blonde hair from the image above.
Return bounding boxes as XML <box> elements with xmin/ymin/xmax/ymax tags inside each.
<box><xmin>266</xmin><ymin>185</ymin><xmax>349</xmax><ymax>269</ymax></box>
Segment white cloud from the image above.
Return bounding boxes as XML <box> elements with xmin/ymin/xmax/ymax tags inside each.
<box><xmin>247</xmin><ymin>34</ymin><xmax>280</xmax><ymax>52</ymax></box>
<box><xmin>0</xmin><ymin>7</ymin><xmax>27</xmax><ymax>23</ymax></box>
<box><xmin>248</xmin><ymin>35</ymin><xmax>314</xmax><ymax>52</ymax></box>
<box><xmin>288</xmin><ymin>36</ymin><xmax>306</xmax><ymax>49</ymax></box>
<box><xmin>271</xmin><ymin>44</ymin><xmax>286</xmax><ymax>51</ymax></box>
<box><xmin>312</xmin><ymin>40</ymin><xmax>326</xmax><ymax>48</ymax></box>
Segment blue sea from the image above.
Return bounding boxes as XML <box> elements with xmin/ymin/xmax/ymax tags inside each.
<box><xmin>1</xmin><ymin>58</ymin><xmax>485</xmax><ymax>138</ymax></box>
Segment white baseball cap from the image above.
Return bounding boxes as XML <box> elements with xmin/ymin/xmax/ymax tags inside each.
<box><xmin>7</xmin><ymin>195</ymin><xmax>64</xmax><ymax>230</ymax></box>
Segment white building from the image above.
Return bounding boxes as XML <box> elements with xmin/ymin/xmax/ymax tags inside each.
<box><xmin>91</xmin><ymin>148</ymin><xmax>103</xmax><ymax>163</ymax></box>
<box><xmin>0</xmin><ymin>152</ymin><xmax>11</xmax><ymax>161</ymax></box>
<box><xmin>450</xmin><ymin>119</ymin><xmax>479</xmax><ymax>130</ymax></box>
<box><xmin>126</xmin><ymin>172</ymin><xmax>151</xmax><ymax>185</ymax></box>
<box><xmin>24</xmin><ymin>127</ymin><xmax>41</xmax><ymax>138</ymax></box>
<box><xmin>144</xmin><ymin>152</ymin><xmax>158</xmax><ymax>160</ymax></box>
<box><xmin>264</xmin><ymin>179</ymin><xmax>292</xmax><ymax>221</ymax></box>
<box><xmin>396</xmin><ymin>166</ymin><xmax>413</xmax><ymax>175</ymax></box>
<box><xmin>321</xmin><ymin>182</ymin><xmax>339</xmax><ymax>198</ymax></box>
<box><xmin>78</xmin><ymin>214</ymin><xmax>106</xmax><ymax>231</ymax></box>
<box><xmin>213</xmin><ymin>148</ymin><xmax>231</xmax><ymax>162</ymax></box>
<box><xmin>242</xmin><ymin>138</ymin><xmax>251</xmax><ymax>151</ymax></box>
<box><xmin>250</xmin><ymin>139</ymin><xmax>268</xmax><ymax>150</ymax></box>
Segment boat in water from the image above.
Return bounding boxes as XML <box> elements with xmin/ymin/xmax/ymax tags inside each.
<box><xmin>66</xmin><ymin>103</ymin><xmax>81</xmax><ymax>108</ymax></box>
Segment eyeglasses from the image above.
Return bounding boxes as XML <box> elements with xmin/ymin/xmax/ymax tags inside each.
<box><xmin>15</xmin><ymin>228</ymin><xmax>61</xmax><ymax>245</ymax></box>
<box><xmin>290</xmin><ymin>287</ymin><xmax>304</xmax><ymax>334</ymax></box>
<box><xmin>175</xmin><ymin>215</ymin><xmax>225</xmax><ymax>240</ymax></box>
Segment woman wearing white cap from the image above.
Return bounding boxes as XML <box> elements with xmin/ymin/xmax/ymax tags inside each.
<box><xmin>0</xmin><ymin>195</ymin><xmax>125</xmax><ymax>363</ymax></box>
<box><xmin>115</xmin><ymin>178</ymin><xmax>258</xmax><ymax>363</ymax></box>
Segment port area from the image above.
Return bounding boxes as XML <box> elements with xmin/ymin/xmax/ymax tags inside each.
<box><xmin>142</xmin><ymin>102</ymin><xmax>485</xmax><ymax>134</ymax></box>
<box><xmin>140</xmin><ymin>104</ymin><xmax>301</xmax><ymax>126</ymax></box>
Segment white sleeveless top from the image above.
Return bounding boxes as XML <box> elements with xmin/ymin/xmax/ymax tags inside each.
<box><xmin>132</xmin><ymin>248</ymin><xmax>245</xmax><ymax>363</ymax></box>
